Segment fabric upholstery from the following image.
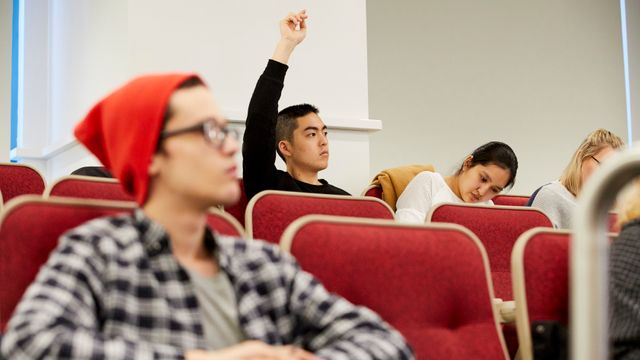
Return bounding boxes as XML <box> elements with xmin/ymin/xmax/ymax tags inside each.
<box><xmin>0</xmin><ymin>198</ymin><xmax>133</xmax><ymax>330</ymax></box>
<box><xmin>362</xmin><ymin>185</ymin><xmax>383</xmax><ymax>199</ymax></box>
<box><xmin>47</xmin><ymin>176</ymin><xmax>135</xmax><ymax>201</ymax></box>
<box><xmin>206</xmin><ymin>209</ymin><xmax>244</xmax><ymax>237</ymax></box>
<box><xmin>0</xmin><ymin>164</ymin><xmax>45</xmax><ymax>203</ymax></box>
<box><xmin>522</xmin><ymin>232</ymin><xmax>571</xmax><ymax>326</ymax></box>
<box><xmin>223</xmin><ymin>179</ymin><xmax>248</xmax><ymax>226</ymax></box>
<box><xmin>429</xmin><ymin>205</ymin><xmax>552</xmax><ymax>301</ymax></box>
<box><xmin>288</xmin><ymin>219</ymin><xmax>506</xmax><ymax>360</ymax></box>
<box><xmin>492</xmin><ymin>195</ymin><xmax>530</xmax><ymax>207</ymax></box>
<box><xmin>248</xmin><ymin>192</ymin><xmax>393</xmax><ymax>244</ymax></box>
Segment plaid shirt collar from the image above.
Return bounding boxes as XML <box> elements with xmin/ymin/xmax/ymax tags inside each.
<box><xmin>132</xmin><ymin>209</ymin><xmax>230</xmax><ymax>268</ymax></box>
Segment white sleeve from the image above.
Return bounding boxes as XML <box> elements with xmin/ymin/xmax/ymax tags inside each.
<box><xmin>395</xmin><ymin>172</ymin><xmax>434</xmax><ymax>224</ymax></box>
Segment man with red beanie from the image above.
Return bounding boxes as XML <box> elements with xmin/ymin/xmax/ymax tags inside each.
<box><xmin>1</xmin><ymin>52</ymin><xmax>412</xmax><ymax>360</ymax></box>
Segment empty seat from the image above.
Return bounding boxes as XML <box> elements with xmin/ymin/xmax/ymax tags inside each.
<box><xmin>281</xmin><ymin>215</ymin><xmax>509</xmax><ymax>359</ymax></box>
<box><xmin>427</xmin><ymin>203</ymin><xmax>553</xmax><ymax>301</ymax></box>
<box><xmin>0</xmin><ymin>163</ymin><xmax>46</xmax><ymax>203</ymax></box>
<box><xmin>0</xmin><ymin>196</ymin><xmax>135</xmax><ymax>330</ymax></box>
<box><xmin>246</xmin><ymin>190</ymin><xmax>394</xmax><ymax>244</ymax></box>
<box><xmin>511</xmin><ymin>228</ymin><xmax>571</xmax><ymax>360</ymax></box>
<box><xmin>492</xmin><ymin>195</ymin><xmax>530</xmax><ymax>207</ymax></box>
<box><xmin>44</xmin><ymin>175</ymin><xmax>135</xmax><ymax>201</ymax></box>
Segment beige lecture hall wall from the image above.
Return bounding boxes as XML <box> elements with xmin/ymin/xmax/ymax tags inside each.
<box><xmin>367</xmin><ymin>0</ymin><xmax>628</xmax><ymax>195</ymax></box>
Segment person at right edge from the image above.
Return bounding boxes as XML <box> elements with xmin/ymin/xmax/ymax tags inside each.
<box><xmin>242</xmin><ymin>10</ymin><xmax>350</xmax><ymax>200</ymax></box>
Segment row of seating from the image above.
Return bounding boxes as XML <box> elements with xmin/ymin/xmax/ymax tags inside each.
<box><xmin>0</xmin><ymin>163</ymin><xmax>619</xmax><ymax>358</ymax></box>
<box><xmin>280</xmin><ymin>215</ymin><xmax>581</xmax><ymax>360</ymax></box>
<box><xmin>0</xmin><ymin>194</ymin><xmax>576</xmax><ymax>360</ymax></box>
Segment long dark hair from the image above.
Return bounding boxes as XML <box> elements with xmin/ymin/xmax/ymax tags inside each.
<box><xmin>457</xmin><ymin>141</ymin><xmax>518</xmax><ymax>189</ymax></box>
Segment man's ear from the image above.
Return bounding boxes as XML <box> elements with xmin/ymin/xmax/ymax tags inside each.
<box><xmin>148</xmin><ymin>153</ymin><xmax>163</xmax><ymax>177</ymax></box>
<box><xmin>278</xmin><ymin>140</ymin><xmax>293</xmax><ymax>158</ymax></box>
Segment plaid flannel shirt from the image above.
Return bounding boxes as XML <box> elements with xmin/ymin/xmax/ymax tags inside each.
<box><xmin>1</xmin><ymin>210</ymin><xmax>413</xmax><ymax>359</ymax></box>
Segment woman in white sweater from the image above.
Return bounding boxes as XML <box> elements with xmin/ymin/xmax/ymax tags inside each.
<box><xmin>395</xmin><ymin>141</ymin><xmax>518</xmax><ymax>224</ymax></box>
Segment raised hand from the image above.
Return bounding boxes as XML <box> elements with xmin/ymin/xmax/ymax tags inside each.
<box><xmin>279</xmin><ymin>10</ymin><xmax>307</xmax><ymax>45</ymax></box>
<box><xmin>272</xmin><ymin>10</ymin><xmax>308</xmax><ymax>64</ymax></box>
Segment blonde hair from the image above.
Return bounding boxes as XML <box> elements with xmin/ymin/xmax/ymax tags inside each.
<box><xmin>559</xmin><ymin>129</ymin><xmax>624</xmax><ymax>196</ymax></box>
<box><xmin>617</xmin><ymin>179</ymin><xmax>640</xmax><ymax>227</ymax></box>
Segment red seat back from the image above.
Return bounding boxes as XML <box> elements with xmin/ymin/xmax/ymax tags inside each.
<box><xmin>246</xmin><ymin>190</ymin><xmax>394</xmax><ymax>244</ymax></box>
<box><xmin>361</xmin><ymin>184</ymin><xmax>383</xmax><ymax>199</ymax></box>
<box><xmin>45</xmin><ymin>175</ymin><xmax>135</xmax><ymax>202</ymax></box>
<box><xmin>223</xmin><ymin>179</ymin><xmax>248</xmax><ymax>226</ymax></box>
<box><xmin>511</xmin><ymin>228</ymin><xmax>571</xmax><ymax>359</ymax></box>
<box><xmin>492</xmin><ymin>195</ymin><xmax>530</xmax><ymax>207</ymax></box>
<box><xmin>0</xmin><ymin>163</ymin><xmax>46</xmax><ymax>203</ymax></box>
<box><xmin>0</xmin><ymin>196</ymin><xmax>135</xmax><ymax>331</ymax></box>
<box><xmin>281</xmin><ymin>216</ymin><xmax>508</xmax><ymax>360</ymax></box>
<box><xmin>206</xmin><ymin>208</ymin><xmax>245</xmax><ymax>237</ymax></box>
<box><xmin>428</xmin><ymin>203</ymin><xmax>553</xmax><ymax>300</ymax></box>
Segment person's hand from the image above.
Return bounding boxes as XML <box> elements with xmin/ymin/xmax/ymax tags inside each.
<box><xmin>185</xmin><ymin>340</ymin><xmax>319</xmax><ymax>360</ymax></box>
<box><xmin>271</xmin><ymin>10</ymin><xmax>308</xmax><ymax>64</ymax></box>
<box><xmin>279</xmin><ymin>10</ymin><xmax>307</xmax><ymax>46</ymax></box>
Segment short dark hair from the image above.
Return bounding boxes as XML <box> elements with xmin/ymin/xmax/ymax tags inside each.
<box><xmin>275</xmin><ymin>104</ymin><xmax>319</xmax><ymax>162</ymax></box>
<box><xmin>156</xmin><ymin>76</ymin><xmax>206</xmax><ymax>152</ymax></box>
<box><xmin>457</xmin><ymin>141</ymin><xmax>519</xmax><ymax>189</ymax></box>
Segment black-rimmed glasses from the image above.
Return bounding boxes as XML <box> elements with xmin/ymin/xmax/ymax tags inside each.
<box><xmin>160</xmin><ymin>119</ymin><xmax>239</xmax><ymax>149</ymax></box>
<box><xmin>590</xmin><ymin>155</ymin><xmax>601</xmax><ymax>165</ymax></box>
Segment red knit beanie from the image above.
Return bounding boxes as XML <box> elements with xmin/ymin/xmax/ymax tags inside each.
<box><xmin>74</xmin><ymin>73</ymin><xmax>202</xmax><ymax>205</ymax></box>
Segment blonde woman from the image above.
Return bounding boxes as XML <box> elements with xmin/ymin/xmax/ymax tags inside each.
<box><xmin>527</xmin><ymin>129</ymin><xmax>624</xmax><ymax>228</ymax></box>
<box><xmin>610</xmin><ymin>179</ymin><xmax>640</xmax><ymax>359</ymax></box>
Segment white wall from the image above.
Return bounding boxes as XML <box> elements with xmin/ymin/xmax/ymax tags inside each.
<box><xmin>15</xmin><ymin>0</ymin><xmax>374</xmax><ymax>195</ymax></box>
<box><xmin>624</xmin><ymin>0</ymin><xmax>640</xmax><ymax>143</ymax></box>
<box><xmin>367</xmin><ymin>0</ymin><xmax>628</xmax><ymax>195</ymax></box>
<box><xmin>0</xmin><ymin>0</ymin><xmax>13</xmax><ymax>162</ymax></box>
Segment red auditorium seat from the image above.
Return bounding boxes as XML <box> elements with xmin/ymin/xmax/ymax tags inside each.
<box><xmin>511</xmin><ymin>228</ymin><xmax>571</xmax><ymax>360</ymax></box>
<box><xmin>427</xmin><ymin>203</ymin><xmax>552</xmax><ymax>301</ymax></box>
<box><xmin>0</xmin><ymin>196</ymin><xmax>135</xmax><ymax>331</ymax></box>
<box><xmin>222</xmin><ymin>178</ymin><xmax>248</xmax><ymax>226</ymax></box>
<box><xmin>44</xmin><ymin>175</ymin><xmax>135</xmax><ymax>201</ymax></box>
<box><xmin>245</xmin><ymin>190</ymin><xmax>394</xmax><ymax>244</ymax></box>
<box><xmin>361</xmin><ymin>184</ymin><xmax>383</xmax><ymax>199</ymax></box>
<box><xmin>0</xmin><ymin>196</ymin><xmax>245</xmax><ymax>331</ymax></box>
<box><xmin>281</xmin><ymin>215</ymin><xmax>509</xmax><ymax>360</ymax></box>
<box><xmin>0</xmin><ymin>163</ymin><xmax>46</xmax><ymax>203</ymax></box>
<box><xmin>492</xmin><ymin>195</ymin><xmax>530</xmax><ymax>207</ymax></box>
<box><xmin>428</xmin><ymin>203</ymin><xmax>553</xmax><ymax>358</ymax></box>
<box><xmin>206</xmin><ymin>208</ymin><xmax>245</xmax><ymax>237</ymax></box>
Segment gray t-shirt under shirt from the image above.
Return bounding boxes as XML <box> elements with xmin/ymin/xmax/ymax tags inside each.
<box><xmin>187</xmin><ymin>269</ymin><xmax>245</xmax><ymax>350</ymax></box>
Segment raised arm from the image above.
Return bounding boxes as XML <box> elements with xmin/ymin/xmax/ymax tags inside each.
<box><xmin>242</xmin><ymin>11</ymin><xmax>307</xmax><ymax>200</ymax></box>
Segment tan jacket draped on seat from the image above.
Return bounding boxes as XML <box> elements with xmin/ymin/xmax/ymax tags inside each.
<box><xmin>369</xmin><ymin>164</ymin><xmax>435</xmax><ymax>211</ymax></box>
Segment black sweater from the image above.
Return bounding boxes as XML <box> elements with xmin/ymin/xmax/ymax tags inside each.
<box><xmin>242</xmin><ymin>60</ymin><xmax>350</xmax><ymax>200</ymax></box>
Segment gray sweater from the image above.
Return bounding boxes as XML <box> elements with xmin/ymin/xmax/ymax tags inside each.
<box><xmin>529</xmin><ymin>181</ymin><xmax>576</xmax><ymax>229</ymax></box>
